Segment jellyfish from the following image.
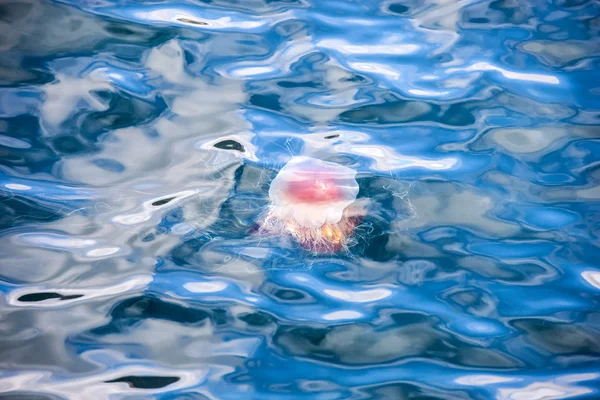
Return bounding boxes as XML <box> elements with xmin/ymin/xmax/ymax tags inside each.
<box><xmin>258</xmin><ymin>156</ymin><xmax>366</xmax><ymax>252</ymax></box>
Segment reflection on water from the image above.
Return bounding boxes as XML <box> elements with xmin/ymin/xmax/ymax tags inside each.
<box><xmin>0</xmin><ymin>0</ymin><xmax>599</xmax><ymax>398</ymax></box>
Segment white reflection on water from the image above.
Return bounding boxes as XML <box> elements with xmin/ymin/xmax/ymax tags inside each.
<box><xmin>86</xmin><ymin>247</ymin><xmax>120</xmax><ymax>257</ymax></box>
<box><xmin>42</xmin><ymin>72</ymin><xmax>114</xmax><ymax>127</ymax></box>
<box><xmin>497</xmin><ymin>373</ymin><xmax>598</xmax><ymax>400</ymax></box>
<box><xmin>14</xmin><ymin>233</ymin><xmax>96</xmax><ymax>249</ymax></box>
<box><xmin>347</xmin><ymin>145</ymin><xmax>459</xmax><ymax>172</ymax></box>
<box><xmin>348</xmin><ymin>62</ymin><xmax>401</xmax><ymax>80</ymax></box>
<box><xmin>184</xmin><ymin>280</ymin><xmax>229</xmax><ymax>293</ymax></box>
<box><xmin>4</xmin><ymin>183</ymin><xmax>32</xmax><ymax>190</ymax></box>
<box><xmin>112</xmin><ymin>189</ymin><xmax>199</xmax><ymax>226</ymax></box>
<box><xmin>448</xmin><ymin>61</ymin><xmax>560</xmax><ymax>85</ymax></box>
<box><xmin>322</xmin><ymin>310</ymin><xmax>364</xmax><ymax>321</ymax></box>
<box><xmin>8</xmin><ymin>274</ymin><xmax>153</xmax><ymax>307</ymax></box>
<box><xmin>455</xmin><ymin>374</ymin><xmax>516</xmax><ymax>386</ymax></box>
<box><xmin>318</xmin><ymin>38</ymin><xmax>419</xmax><ymax>56</ymax></box>
<box><xmin>323</xmin><ymin>287</ymin><xmax>392</xmax><ymax>303</ymax></box>
<box><xmin>582</xmin><ymin>271</ymin><xmax>600</xmax><ymax>290</ymax></box>
<box><xmin>0</xmin><ymin>365</ymin><xmax>206</xmax><ymax>400</ymax></box>
<box><xmin>135</xmin><ymin>9</ymin><xmax>266</xmax><ymax>30</ymax></box>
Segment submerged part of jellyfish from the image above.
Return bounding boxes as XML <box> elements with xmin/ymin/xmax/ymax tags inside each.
<box><xmin>258</xmin><ymin>156</ymin><xmax>365</xmax><ymax>252</ymax></box>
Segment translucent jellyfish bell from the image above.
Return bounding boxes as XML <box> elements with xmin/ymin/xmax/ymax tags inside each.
<box><xmin>268</xmin><ymin>156</ymin><xmax>359</xmax><ymax>228</ymax></box>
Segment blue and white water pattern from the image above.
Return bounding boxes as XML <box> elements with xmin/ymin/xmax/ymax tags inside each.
<box><xmin>0</xmin><ymin>0</ymin><xmax>599</xmax><ymax>399</ymax></box>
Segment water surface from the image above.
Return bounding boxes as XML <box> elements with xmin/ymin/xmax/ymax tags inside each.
<box><xmin>1</xmin><ymin>0</ymin><xmax>600</xmax><ymax>399</ymax></box>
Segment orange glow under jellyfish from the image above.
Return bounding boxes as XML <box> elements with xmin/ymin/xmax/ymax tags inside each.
<box><xmin>259</xmin><ymin>156</ymin><xmax>365</xmax><ymax>252</ymax></box>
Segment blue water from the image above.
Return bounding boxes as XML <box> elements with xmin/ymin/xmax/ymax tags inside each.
<box><xmin>1</xmin><ymin>0</ymin><xmax>600</xmax><ymax>398</ymax></box>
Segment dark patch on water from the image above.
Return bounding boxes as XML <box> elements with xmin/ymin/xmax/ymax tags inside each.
<box><xmin>387</xmin><ymin>3</ymin><xmax>409</xmax><ymax>14</ymax></box>
<box><xmin>214</xmin><ymin>139</ymin><xmax>245</xmax><ymax>152</ymax></box>
<box><xmin>152</xmin><ymin>196</ymin><xmax>176</xmax><ymax>206</ymax></box>
<box><xmin>339</xmin><ymin>100</ymin><xmax>476</xmax><ymax>126</ymax></box>
<box><xmin>177</xmin><ymin>17</ymin><xmax>208</xmax><ymax>26</ymax></box>
<box><xmin>18</xmin><ymin>292</ymin><xmax>83</xmax><ymax>302</ymax></box>
<box><xmin>249</xmin><ymin>93</ymin><xmax>283</xmax><ymax>112</ymax></box>
<box><xmin>105</xmin><ymin>376</ymin><xmax>180</xmax><ymax>389</ymax></box>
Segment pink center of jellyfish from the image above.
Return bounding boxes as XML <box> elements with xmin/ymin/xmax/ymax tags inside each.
<box><xmin>268</xmin><ymin>156</ymin><xmax>359</xmax><ymax>228</ymax></box>
<box><xmin>285</xmin><ymin>172</ymin><xmax>342</xmax><ymax>203</ymax></box>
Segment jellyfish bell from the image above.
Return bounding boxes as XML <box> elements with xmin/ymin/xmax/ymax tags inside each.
<box><xmin>259</xmin><ymin>156</ymin><xmax>365</xmax><ymax>252</ymax></box>
<box><xmin>269</xmin><ymin>156</ymin><xmax>359</xmax><ymax>227</ymax></box>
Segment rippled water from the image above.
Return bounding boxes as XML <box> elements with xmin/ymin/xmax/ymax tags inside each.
<box><xmin>1</xmin><ymin>0</ymin><xmax>600</xmax><ymax>398</ymax></box>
